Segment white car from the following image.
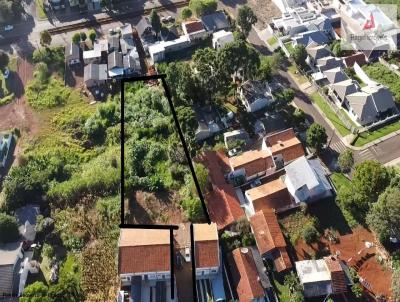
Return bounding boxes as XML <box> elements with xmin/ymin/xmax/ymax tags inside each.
<box><xmin>184</xmin><ymin>247</ymin><xmax>191</xmax><ymax>262</ymax></box>
<box><xmin>228</xmin><ymin>147</ymin><xmax>242</xmax><ymax>157</ymax></box>
<box><xmin>3</xmin><ymin>68</ymin><xmax>9</xmax><ymax>79</ymax></box>
<box><xmin>4</xmin><ymin>25</ymin><xmax>13</xmax><ymax>31</ymax></box>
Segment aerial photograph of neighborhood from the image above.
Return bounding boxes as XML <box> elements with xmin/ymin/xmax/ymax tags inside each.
<box><xmin>1</xmin><ymin>0</ymin><xmax>400</xmax><ymax>301</ymax></box>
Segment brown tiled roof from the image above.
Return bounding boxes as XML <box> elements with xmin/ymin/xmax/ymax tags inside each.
<box><xmin>118</xmin><ymin>229</ymin><xmax>171</xmax><ymax>274</ymax></box>
<box><xmin>183</xmin><ymin>21</ymin><xmax>205</xmax><ymax>34</ymax></box>
<box><xmin>344</xmin><ymin>52</ymin><xmax>367</xmax><ymax>68</ymax></box>
<box><xmin>250</xmin><ymin>210</ymin><xmax>292</xmax><ymax>272</ymax></box>
<box><xmin>198</xmin><ymin>150</ymin><xmax>230</xmax><ymax>186</ymax></box>
<box><xmin>194</xmin><ymin>223</ymin><xmax>219</xmax><ymax>269</ymax></box>
<box><xmin>324</xmin><ymin>256</ymin><xmax>347</xmax><ymax>294</ymax></box>
<box><xmin>119</xmin><ymin>245</ymin><xmax>171</xmax><ymax>274</ymax></box>
<box><xmin>246</xmin><ymin>178</ymin><xmax>292</xmax><ymax>212</ymax></box>
<box><xmin>324</xmin><ymin>256</ymin><xmax>343</xmax><ymax>273</ymax></box>
<box><xmin>265</xmin><ymin>128</ymin><xmax>305</xmax><ymax>163</ymax></box>
<box><xmin>229</xmin><ymin>150</ymin><xmax>274</xmax><ymax>178</ymax></box>
<box><xmin>195</xmin><ymin>240</ymin><xmax>220</xmax><ymax>269</ymax></box>
<box><xmin>250</xmin><ymin>210</ymin><xmax>287</xmax><ymax>254</ymax></box>
<box><xmin>228</xmin><ymin>248</ymin><xmax>264</xmax><ymax>301</ymax></box>
<box><xmin>205</xmin><ymin>184</ymin><xmax>244</xmax><ymax>230</ymax></box>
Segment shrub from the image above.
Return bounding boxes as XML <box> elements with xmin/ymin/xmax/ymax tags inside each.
<box><xmin>302</xmin><ymin>223</ymin><xmax>319</xmax><ymax>244</ymax></box>
<box><xmin>351</xmin><ymin>283</ymin><xmax>363</xmax><ymax>299</ymax></box>
<box><xmin>0</xmin><ymin>213</ymin><xmax>19</xmax><ymax>243</ymax></box>
<box><xmin>42</xmin><ymin>243</ymin><xmax>55</xmax><ymax>259</ymax></box>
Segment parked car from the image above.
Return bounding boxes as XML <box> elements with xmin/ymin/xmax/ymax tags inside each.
<box><xmin>161</xmin><ymin>15</ymin><xmax>174</xmax><ymax>23</ymax></box>
<box><xmin>250</xmin><ymin>179</ymin><xmax>261</xmax><ymax>188</ymax></box>
<box><xmin>4</xmin><ymin>25</ymin><xmax>13</xmax><ymax>31</ymax></box>
<box><xmin>3</xmin><ymin>67</ymin><xmax>9</xmax><ymax>79</ymax></box>
<box><xmin>228</xmin><ymin>147</ymin><xmax>242</xmax><ymax>157</ymax></box>
<box><xmin>184</xmin><ymin>247</ymin><xmax>191</xmax><ymax>262</ymax></box>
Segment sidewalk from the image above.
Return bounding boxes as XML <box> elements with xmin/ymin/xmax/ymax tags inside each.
<box><xmin>287</xmin><ymin>68</ymin><xmax>400</xmax><ymax>152</ymax></box>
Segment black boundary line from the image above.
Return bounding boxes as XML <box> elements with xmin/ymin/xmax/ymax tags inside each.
<box><xmin>119</xmin><ymin>74</ymin><xmax>212</xmax><ymax>301</ymax></box>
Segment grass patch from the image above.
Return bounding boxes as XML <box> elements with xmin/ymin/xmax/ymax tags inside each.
<box><xmin>362</xmin><ymin>62</ymin><xmax>400</xmax><ymax>102</ymax></box>
<box><xmin>288</xmin><ymin>64</ymin><xmax>308</xmax><ymax>85</ymax></box>
<box><xmin>8</xmin><ymin>56</ymin><xmax>18</xmax><ymax>72</ymax></box>
<box><xmin>35</xmin><ymin>0</ymin><xmax>48</xmax><ymax>20</ymax></box>
<box><xmin>309</xmin><ymin>92</ymin><xmax>351</xmax><ymax>136</ymax></box>
<box><xmin>279</xmin><ymin>210</ymin><xmax>313</xmax><ymax>245</ymax></box>
<box><xmin>330</xmin><ymin>172</ymin><xmax>351</xmax><ymax>191</ymax></box>
<box><xmin>353</xmin><ymin>120</ymin><xmax>400</xmax><ymax>146</ymax></box>
<box><xmin>224</xmin><ymin>102</ymin><xmax>237</xmax><ymax>114</ymax></box>
<box><xmin>0</xmin><ymin>93</ymin><xmax>14</xmax><ymax>106</ymax></box>
<box><xmin>284</xmin><ymin>41</ymin><xmax>294</xmax><ymax>53</ymax></box>
<box><xmin>267</xmin><ymin>36</ymin><xmax>278</xmax><ymax>46</ymax></box>
<box><xmin>271</xmin><ymin>272</ymin><xmax>291</xmax><ymax>302</ymax></box>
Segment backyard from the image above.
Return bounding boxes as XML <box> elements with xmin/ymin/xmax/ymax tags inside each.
<box><xmin>309</xmin><ymin>92</ymin><xmax>351</xmax><ymax>136</ymax></box>
<box><xmin>288</xmin><ymin>64</ymin><xmax>308</xmax><ymax>85</ymax></box>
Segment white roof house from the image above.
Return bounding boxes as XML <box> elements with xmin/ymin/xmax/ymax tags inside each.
<box><xmin>284</xmin><ymin>156</ymin><xmax>332</xmax><ymax>203</ymax></box>
<box><xmin>212</xmin><ymin>30</ymin><xmax>234</xmax><ymax>49</ymax></box>
<box><xmin>296</xmin><ymin>259</ymin><xmax>332</xmax><ymax>297</ymax></box>
<box><xmin>83</xmin><ymin>50</ymin><xmax>102</xmax><ymax>60</ymax></box>
<box><xmin>149</xmin><ymin>35</ymin><xmax>191</xmax><ymax>63</ymax></box>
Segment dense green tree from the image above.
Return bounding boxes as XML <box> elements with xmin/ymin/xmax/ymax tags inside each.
<box><xmin>175</xmin><ymin>106</ymin><xmax>197</xmax><ymax>136</ymax></box>
<box><xmin>236</xmin><ymin>102</ymin><xmax>254</xmax><ymax>136</ymax></box>
<box><xmin>367</xmin><ymin>187</ymin><xmax>400</xmax><ymax>243</ymax></box>
<box><xmin>0</xmin><ymin>213</ymin><xmax>19</xmax><ymax>243</ymax></box>
<box><xmin>42</xmin><ymin>243</ymin><xmax>55</xmax><ymax>259</ymax></box>
<box><xmin>189</xmin><ymin>0</ymin><xmax>217</xmax><ymax>17</ymax></box>
<box><xmin>72</xmin><ymin>33</ymin><xmax>81</xmax><ymax>44</ymax></box>
<box><xmin>193</xmin><ymin>47</ymin><xmax>230</xmax><ymax>101</ymax></box>
<box><xmin>0</xmin><ymin>50</ymin><xmax>9</xmax><ymax>71</ymax></box>
<box><xmin>194</xmin><ymin>163</ymin><xmax>209</xmax><ymax>194</ymax></box>
<box><xmin>275</xmin><ymin>88</ymin><xmax>295</xmax><ymax>110</ymax></box>
<box><xmin>48</xmin><ymin>275</ymin><xmax>83</xmax><ymax>302</ymax></box>
<box><xmin>96</xmin><ymin>196</ymin><xmax>120</xmax><ymax>225</ymax></box>
<box><xmin>351</xmin><ymin>283</ymin><xmax>363</xmax><ymax>299</ymax></box>
<box><xmin>181</xmin><ymin>198</ymin><xmax>204</xmax><ymax>221</ymax></box>
<box><xmin>237</xmin><ymin>5</ymin><xmax>257</xmax><ymax>37</ymax></box>
<box><xmin>291</xmin><ymin>44</ymin><xmax>307</xmax><ymax>69</ymax></box>
<box><xmin>302</xmin><ymin>224</ymin><xmax>319</xmax><ymax>244</ymax></box>
<box><xmin>331</xmin><ymin>40</ymin><xmax>342</xmax><ymax>57</ymax></box>
<box><xmin>79</xmin><ymin>32</ymin><xmax>87</xmax><ymax>42</ymax></box>
<box><xmin>0</xmin><ymin>0</ymin><xmax>22</xmax><ymax>24</ymax></box>
<box><xmin>218</xmin><ymin>38</ymin><xmax>260</xmax><ymax>80</ymax></box>
<box><xmin>284</xmin><ymin>272</ymin><xmax>304</xmax><ymax>302</ymax></box>
<box><xmin>40</xmin><ymin>30</ymin><xmax>52</xmax><ymax>47</ymax></box>
<box><xmin>181</xmin><ymin>7</ymin><xmax>192</xmax><ymax>19</ymax></box>
<box><xmin>336</xmin><ymin>185</ymin><xmax>369</xmax><ymax>221</ymax></box>
<box><xmin>338</xmin><ymin>149</ymin><xmax>354</xmax><ymax>173</ymax></box>
<box><xmin>352</xmin><ymin>160</ymin><xmax>391</xmax><ymax>203</ymax></box>
<box><xmin>165</xmin><ymin>62</ymin><xmax>197</xmax><ymax>105</ymax></box>
<box><xmin>88</xmin><ymin>29</ymin><xmax>96</xmax><ymax>42</ymax></box>
<box><xmin>20</xmin><ymin>282</ymin><xmax>51</xmax><ymax>302</ymax></box>
<box><xmin>150</xmin><ymin>9</ymin><xmax>161</xmax><ymax>38</ymax></box>
<box><xmin>306</xmin><ymin>123</ymin><xmax>327</xmax><ymax>152</ymax></box>
<box><xmin>258</xmin><ymin>53</ymin><xmax>283</xmax><ymax>81</ymax></box>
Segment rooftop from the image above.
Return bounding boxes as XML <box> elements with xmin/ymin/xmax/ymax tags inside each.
<box><xmin>295</xmin><ymin>259</ymin><xmax>331</xmax><ymax>284</ymax></box>
<box><xmin>119</xmin><ymin>229</ymin><xmax>170</xmax><ymax>247</ymax></box>
<box><xmin>228</xmin><ymin>248</ymin><xmax>265</xmax><ymax>301</ymax></box>
<box><xmin>245</xmin><ymin>178</ymin><xmax>287</xmax><ymax>201</ymax></box>
<box><xmin>0</xmin><ymin>242</ymin><xmax>22</xmax><ymax>266</ymax></box>
<box><xmin>229</xmin><ymin>150</ymin><xmax>272</xmax><ymax>170</ymax></box>
<box><xmin>182</xmin><ymin>20</ymin><xmax>205</xmax><ymax>34</ymax></box>
<box><xmin>193</xmin><ymin>223</ymin><xmax>218</xmax><ymax>241</ymax></box>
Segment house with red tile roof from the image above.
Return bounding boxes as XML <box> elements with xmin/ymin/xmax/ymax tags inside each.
<box><xmin>182</xmin><ymin>20</ymin><xmax>208</xmax><ymax>41</ymax></box>
<box><xmin>205</xmin><ymin>185</ymin><xmax>245</xmax><ymax>230</ymax></box>
<box><xmin>244</xmin><ymin>177</ymin><xmax>293</xmax><ymax>212</ymax></box>
<box><xmin>198</xmin><ymin>151</ymin><xmax>245</xmax><ymax>230</ymax></box>
<box><xmin>249</xmin><ymin>209</ymin><xmax>292</xmax><ymax>273</ymax></box>
<box><xmin>118</xmin><ymin>229</ymin><xmax>175</xmax><ymax>301</ymax></box>
<box><xmin>194</xmin><ymin>223</ymin><xmax>220</xmax><ymax>277</ymax></box>
<box><xmin>229</xmin><ymin>150</ymin><xmax>275</xmax><ymax>181</ymax></box>
<box><xmin>262</xmin><ymin>128</ymin><xmax>305</xmax><ymax>165</ymax></box>
<box><xmin>228</xmin><ymin>247</ymin><xmax>267</xmax><ymax>302</ymax></box>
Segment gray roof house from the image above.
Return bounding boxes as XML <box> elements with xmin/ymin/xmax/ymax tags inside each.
<box><xmin>345</xmin><ymin>85</ymin><xmax>398</xmax><ymax>125</ymax></box>
<box><xmin>201</xmin><ymin>11</ymin><xmax>230</xmax><ymax>32</ymax></box>
<box><xmin>293</xmin><ymin>30</ymin><xmax>330</xmax><ymax>47</ymax></box>
<box><xmin>108</xmin><ymin>36</ymin><xmax>120</xmax><ymax>53</ymax></box>
<box><xmin>323</xmin><ymin>67</ymin><xmax>348</xmax><ymax>84</ymax></box>
<box><xmin>0</xmin><ymin>242</ymin><xmax>23</xmax><ymax>296</ymax></box>
<box><xmin>65</xmin><ymin>42</ymin><xmax>80</xmax><ymax>65</ymax></box>
<box><xmin>317</xmin><ymin>56</ymin><xmax>344</xmax><ymax>72</ymax></box>
<box><xmin>123</xmin><ymin>49</ymin><xmax>141</xmax><ymax>76</ymax></box>
<box><xmin>306</xmin><ymin>44</ymin><xmax>331</xmax><ymax>66</ymax></box>
<box><xmin>136</xmin><ymin>18</ymin><xmax>155</xmax><ymax>44</ymax></box>
<box><xmin>120</xmin><ymin>23</ymin><xmax>133</xmax><ymax>39</ymax></box>
<box><xmin>84</xmin><ymin>63</ymin><xmax>108</xmax><ymax>88</ymax></box>
<box><xmin>284</xmin><ymin>156</ymin><xmax>332</xmax><ymax>204</ymax></box>
<box><xmin>331</xmin><ymin>79</ymin><xmax>359</xmax><ymax>104</ymax></box>
<box><xmin>238</xmin><ymin>80</ymin><xmax>274</xmax><ymax>113</ymax></box>
<box><xmin>120</xmin><ymin>37</ymin><xmax>136</xmax><ymax>55</ymax></box>
<box><xmin>108</xmin><ymin>51</ymin><xmax>124</xmax><ymax>78</ymax></box>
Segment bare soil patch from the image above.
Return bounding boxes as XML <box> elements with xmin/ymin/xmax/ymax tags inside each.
<box><xmin>126</xmin><ymin>190</ymin><xmax>185</xmax><ymax>225</ymax></box>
